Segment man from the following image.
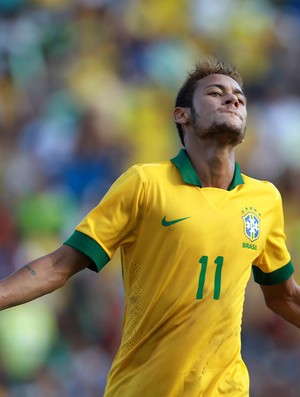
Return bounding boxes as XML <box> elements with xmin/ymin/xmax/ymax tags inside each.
<box><xmin>0</xmin><ymin>57</ymin><xmax>299</xmax><ymax>396</ymax></box>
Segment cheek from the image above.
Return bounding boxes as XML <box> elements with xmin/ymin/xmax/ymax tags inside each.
<box><xmin>195</xmin><ymin>105</ymin><xmax>214</xmax><ymax>122</ymax></box>
<box><xmin>242</xmin><ymin>115</ymin><xmax>247</xmax><ymax>128</ymax></box>
<box><xmin>242</xmin><ymin>108</ymin><xmax>247</xmax><ymax>121</ymax></box>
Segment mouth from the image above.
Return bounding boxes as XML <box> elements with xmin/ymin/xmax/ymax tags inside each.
<box><xmin>219</xmin><ymin>109</ymin><xmax>241</xmax><ymax>120</ymax></box>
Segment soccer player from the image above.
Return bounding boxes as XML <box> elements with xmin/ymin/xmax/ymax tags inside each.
<box><xmin>1</xmin><ymin>57</ymin><xmax>300</xmax><ymax>396</ymax></box>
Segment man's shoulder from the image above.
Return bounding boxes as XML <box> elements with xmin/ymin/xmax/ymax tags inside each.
<box><xmin>133</xmin><ymin>158</ymin><xmax>172</xmax><ymax>170</ymax></box>
<box><xmin>130</xmin><ymin>159</ymin><xmax>173</xmax><ymax>180</ymax></box>
<box><xmin>241</xmin><ymin>173</ymin><xmax>280</xmax><ymax>195</ymax></box>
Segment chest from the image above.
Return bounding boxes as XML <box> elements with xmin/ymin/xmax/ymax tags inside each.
<box><xmin>143</xmin><ymin>184</ymin><xmax>273</xmax><ymax>259</ymax></box>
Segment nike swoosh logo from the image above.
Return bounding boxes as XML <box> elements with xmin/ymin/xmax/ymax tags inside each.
<box><xmin>162</xmin><ymin>216</ymin><xmax>191</xmax><ymax>227</ymax></box>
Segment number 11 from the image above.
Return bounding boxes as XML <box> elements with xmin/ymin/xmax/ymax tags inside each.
<box><xmin>196</xmin><ymin>256</ymin><xmax>224</xmax><ymax>300</ymax></box>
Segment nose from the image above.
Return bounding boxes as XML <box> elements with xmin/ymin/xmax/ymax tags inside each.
<box><xmin>224</xmin><ymin>93</ymin><xmax>239</xmax><ymax>108</ymax></box>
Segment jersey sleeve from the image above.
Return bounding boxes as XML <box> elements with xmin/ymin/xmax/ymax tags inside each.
<box><xmin>64</xmin><ymin>165</ymin><xmax>147</xmax><ymax>272</ymax></box>
<box><xmin>252</xmin><ymin>186</ymin><xmax>294</xmax><ymax>285</ymax></box>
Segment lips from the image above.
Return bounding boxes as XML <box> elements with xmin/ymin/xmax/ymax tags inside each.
<box><xmin>219</xmin><ymin>108</ymin><xmax>241</xmax><ymax>120</ymax></box>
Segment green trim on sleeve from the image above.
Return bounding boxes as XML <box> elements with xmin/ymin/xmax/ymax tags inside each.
<box><xmin>252</xmin><ymin>261</ymin><xmax>294</xmax><ymax>285</ymax></box>
<box><xmin>64</xmin><ymin>230</ymin><xmax>110</xmax><ymax>273</ymax></box>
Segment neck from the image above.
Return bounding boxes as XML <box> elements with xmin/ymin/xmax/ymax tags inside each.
<box><xmin>185</xmin><ymin>143</ymin><xmax>236</xmax><ymax>190</ymax></box>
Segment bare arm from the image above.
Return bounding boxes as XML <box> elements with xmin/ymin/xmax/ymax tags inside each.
<box><xmin>0</xmin><ymin>245</ymin><xmax>91</xmax><ymax>310</ymax></box>
<box><xmin>260</xmin><ymin>275</ymin><xmax>300</xmax><ymax>328</ymax></box>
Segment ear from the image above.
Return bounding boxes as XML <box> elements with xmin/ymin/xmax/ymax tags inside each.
<box><xmin>173</xmin><ymin>107</ymin><xmax>190</xmax><ymax>125</ymax></box>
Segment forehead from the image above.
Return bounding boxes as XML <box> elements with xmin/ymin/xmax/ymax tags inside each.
<box><xmin>195</xmin><ymin>73</ymin><xmax>243</xmax><ymax>94</ymax></box>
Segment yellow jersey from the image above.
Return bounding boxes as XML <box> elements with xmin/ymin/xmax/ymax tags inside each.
<box><xmin>64</xmin><ymin>149</ymin><xmax>293</xmax><ymax>396</ymax></box>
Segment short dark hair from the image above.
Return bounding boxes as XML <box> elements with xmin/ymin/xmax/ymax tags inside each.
<box><xmin>175</xmin><ymin>57</ymin><xmax>243</xmax><ymax>145</ymax></box>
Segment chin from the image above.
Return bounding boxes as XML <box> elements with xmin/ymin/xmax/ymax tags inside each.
<box><xmin>207</xmin><ymin>122</ymin><xmax>245</xmax><ymax>145</ymax></box>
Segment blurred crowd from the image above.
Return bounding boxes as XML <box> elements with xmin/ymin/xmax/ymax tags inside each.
<box><xmin>0</xmin><ymin>0</ymin><xmax>300</xmax><ymax>396</ymax></box>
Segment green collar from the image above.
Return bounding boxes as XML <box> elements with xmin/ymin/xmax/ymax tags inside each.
<box><xmin>171</xmin><ymin>149</ymin><xmax>244</xmax><ymax>191</ymax></box>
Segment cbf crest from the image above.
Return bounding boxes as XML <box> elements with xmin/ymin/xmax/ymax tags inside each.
<box><xmin>242</xmin><ymin>209</ymin><xmax>261</xmax><ymax>242</ymax></box>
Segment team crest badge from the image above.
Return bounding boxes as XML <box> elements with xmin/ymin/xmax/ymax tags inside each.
<box><xmin>242</xmin><ymin>211</ymin><xmax>260</xmax><ymax>242</ymax></box>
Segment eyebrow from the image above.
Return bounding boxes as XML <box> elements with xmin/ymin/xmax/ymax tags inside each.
<box><xmin>204</xmin><ymin>84</ymin><xmax>246</xmax><ymax>98</ymax></box>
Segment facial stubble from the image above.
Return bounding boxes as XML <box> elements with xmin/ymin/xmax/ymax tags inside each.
<box><xmin>191</xmin><ymin>107</ymin><xmax>246</xmax><ymax>146</ymax></box>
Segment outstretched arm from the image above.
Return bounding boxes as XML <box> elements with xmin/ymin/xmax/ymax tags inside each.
<box><xmin>0</xmin><ymin>245</ymin><xmax>91</xmax><ymax>310</ymax></box>
<box><xmin>260</xmin><ymin>275</ymin><xmax>300</xmax><ymax>328</ymax></box>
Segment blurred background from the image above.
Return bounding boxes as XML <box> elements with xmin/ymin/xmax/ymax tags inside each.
<box><xmin>0</xmin><ymin>0</ymin><xmax>300</xmax><ymax>396</ymax></box>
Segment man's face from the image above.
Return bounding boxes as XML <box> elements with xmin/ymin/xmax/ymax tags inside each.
<box><xmin>190</xmin><ymin>73</ymin><xmax>247</xmax><ymax>146</ymax></box>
